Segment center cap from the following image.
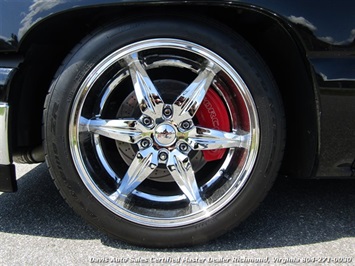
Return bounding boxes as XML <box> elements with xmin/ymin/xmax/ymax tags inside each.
<box><xmin>154</xmin><ymin>123</ymin><xmax>177</xmax><ymax>147</ymax></box>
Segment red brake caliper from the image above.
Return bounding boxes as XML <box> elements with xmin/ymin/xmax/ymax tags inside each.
<box><xmin>195</xmin><ymin>88</ymin><xmax>231</xmax><ymax>162</ymax></box>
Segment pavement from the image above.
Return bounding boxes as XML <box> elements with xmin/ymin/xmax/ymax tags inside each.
<box><xmin>0</xmin><ymin>163</ymin><xmax>354</xmax><ymax>265</ymax></box>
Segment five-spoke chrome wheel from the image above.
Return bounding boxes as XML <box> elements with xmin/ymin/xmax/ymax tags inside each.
<box><xmin>69</xmin><ymin>39</ymin><xmax>259</xmax><ymax>226</ymax></box>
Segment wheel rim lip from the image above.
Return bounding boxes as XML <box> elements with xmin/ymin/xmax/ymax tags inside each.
<box><xmin>68</xmin><ymin>38</ymin><xmax>260</xmax><ymax>227</ymax></box>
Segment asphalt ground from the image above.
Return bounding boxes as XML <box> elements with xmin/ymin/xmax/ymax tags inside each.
<box><xmin>0</xmin><ymin>163</ymin><xmax>354</xmax><ymax>265</ymax></box>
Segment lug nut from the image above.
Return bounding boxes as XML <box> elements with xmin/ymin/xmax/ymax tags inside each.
<box><xmin>181</xmin><ymin>120</ymin><xmax>191</xmax><ymax>130</ymax></box>
<box><xmin>142</xmin><ymin>117</ymin><xmax>152</xmax><ymax>126</ymax></box>
<box><xmin>179</xmin><ymin>143</ymin><xmax>189</xmax><ymax>152</ymax></box>
<box><xmin>141</xmin><ymin>139</ymin><xmax>150</xmax><ymax>148</ymax></box>
<box><xmin>159</xmin><ymin>152</ymin><xmax>168</xmax><ymax>161</ymax></box>
<box><xmin>163</xmin><ymin>106</ymin><xmax>172</xmax><ymax>117</ymax></box>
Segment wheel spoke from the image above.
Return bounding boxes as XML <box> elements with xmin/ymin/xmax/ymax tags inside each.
<box><xmin>187</xmin><ymin>126</ymin><xmax>251</xmax><ymax>150</ymax></box>
<box><xmin>110</xmin><ymin>148</ymin><xmax>158</xmax><ymax>200</ymax></box>
<box><xmin>166</xmin><ymin>150</ymin><xmax>206</xmax><ymax>210</ymax></box>
<box><xmin>173</xmin><ymin>63</ymin><xmax>219</xmax><ymax>121</ymax></box>
<box><xmin>125</xmin><ymin>53</ymin><xmax>164</xmax><ymax>118</ymax></box>
<box><xmin>80</xmin><ymin>117</ymin><xmax>147</xmax><ymax>144</ymax></box>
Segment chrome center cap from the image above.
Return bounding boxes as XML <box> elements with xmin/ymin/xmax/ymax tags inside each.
<box><xmin>154</xmin><ymin>124</ymin><xmax>177</xmax><ymax>147</ymax></box>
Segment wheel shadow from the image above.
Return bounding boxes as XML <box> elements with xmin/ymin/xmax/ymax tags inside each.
<box><xmin>0</xmin><ymin>163</ymin><xmax>354</xmax><ymax>251</ymax></box>
<box><xmin>0</xmin><ymin>163</ymin><xmax>102</xmax><ymax>240</ymax></box>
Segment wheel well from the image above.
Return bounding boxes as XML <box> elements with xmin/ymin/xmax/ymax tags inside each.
<box><xmin>10</xmin><ymin>4</ymin><xmax>318</xmax><ymax>177</ymax></box>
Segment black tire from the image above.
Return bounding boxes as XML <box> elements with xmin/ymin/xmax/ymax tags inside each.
<box><xmin>44</xmin><ymin>17</ymin><xmax>285</xmax><ymax>247</ymax></box>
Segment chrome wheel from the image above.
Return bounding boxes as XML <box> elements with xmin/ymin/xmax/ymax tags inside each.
<box><xmin>69</xmin><ymin>39</ymin><xmax>259</xmax><ymax>227</ymax></box>
<box><xmin>45</xmin><ymin>17</ymin><xmax>285</xmax><ymax>246</ymax></box>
